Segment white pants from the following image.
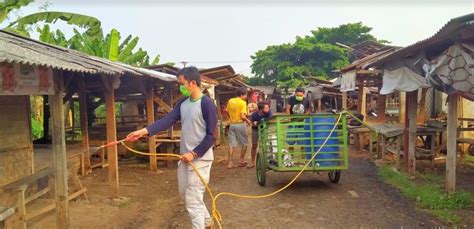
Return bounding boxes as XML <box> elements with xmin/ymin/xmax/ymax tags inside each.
<box><xmin>178</xmin><ymin>160</ymin><xmax>212</xmax><ymax>229</ymax></box>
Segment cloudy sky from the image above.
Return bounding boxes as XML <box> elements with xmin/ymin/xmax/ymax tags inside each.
<box><xmin>3</xmin><ymin>0</ymin><xmax>473</xmax><ymax>75</ymax></box>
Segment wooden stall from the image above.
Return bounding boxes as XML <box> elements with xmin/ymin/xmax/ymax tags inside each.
<box><xmin>368</xmin><ymin>13</ymin><xmax>474</xmax><ymax>193</ymax></box>
<box><xmin>0</xmin><ymin>30</ymin><xmax>176</xmax><ymax>228</ymax></box>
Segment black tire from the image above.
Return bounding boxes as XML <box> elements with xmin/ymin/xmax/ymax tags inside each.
<box><xmin>328</xmin><ymin>170</ymin><xmax>341</xmax><ymax>183</ymax></box>
<box><xmin>256</xmin><ymin>153</ymin><xmax>266</xmax><ymax>186</ymax></box>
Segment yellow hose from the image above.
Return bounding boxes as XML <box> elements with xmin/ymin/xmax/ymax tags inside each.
<box><xmin>116</xmin><ymin>113</ymin><xmax>342</xmax><ymax>228</ymax></box>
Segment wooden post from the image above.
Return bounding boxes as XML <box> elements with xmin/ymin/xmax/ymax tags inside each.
<box><xmin>377</xmin><ymin>93</ymin><xmax>386</xmax><ymax>123</ymax></box>
<box><xmin>458</xmin><ymin>97</ymin><xmax>465</xmax><ymax>156</ymax></box>
<box><xmin>403</xmin><ymin>92</ymin><xmax>410</xmax><ymax>168</ymax></box>
<box><xmin>146</xmin><ymin>83</ymin><xmax>157</xmax><ymax>171</ymax></box>
<box><xmin>78</xmin><ymin>75</ymin><xmax>91</xmax><ymax>173</ymax></box>
<box><xmin>342</xmin><ymin>91</ymin><xmax>348</xmax><ymax>111</ymax></box>
<box><xmin>49</xmin><ymin>71</ymin><xmax>69</xmax><ymax>228</ymax></box>
<box><xmin>317</xmin><ymin>98</ymin><xmax>322</xmax><ymax>112</ymax></box>
<box><xmin>408</xmin><ymin>90</ymin><xmax>418</xmax><ymax>175</ymax></box>
<box><xmin>357</xmin><ymin>86</ymin><xmax>363</xmax><ymax>113</ymax></box>
<box><xmin>361</xmin><ymin>88</ymin><xmax>367</xmax><ymax>118</ymax></box>
<box><xmin>417</xmin><ymin>88</ymin><xmax>427</xmax><ymax>124</ymax></box>
<box><xmin>215</xmin><ymin>95</ymin><xmax>225</xmax><ymax>144</ymax></box>
<box><xmin>446</xmin><ymin>94</ymin><xmax>458</xmax><ymax>194</ymax></box>
<box><xmin>104</xmin><ymin>77</ymin><xmax>119</xmax><ymax>198</ymax></box>
<box><xmin>399</xmin><ymin>92</ymin><xmax>406</xmax><ymax>123</ymax></box>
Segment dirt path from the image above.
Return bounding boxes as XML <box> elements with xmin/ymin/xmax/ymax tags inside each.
<box><xmin>32</xmin><ymin>148</ymin><xmax>446</xmax><ymax>228</ymax></box>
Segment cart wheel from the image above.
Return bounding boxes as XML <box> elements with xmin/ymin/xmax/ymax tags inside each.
<box><xmin>328</xmin><ymin>170</ymin><xmax>341</xmax><ymax>183</ymax></box>
<box><xmin>256</xmin><ymin>153</ymin><xmax>266</xmax><ymax>186</ymax></box>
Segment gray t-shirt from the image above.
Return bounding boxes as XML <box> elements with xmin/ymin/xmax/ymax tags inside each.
<box><xmin>179</xmin><ymin>98</ymin><xmax>214</xmax><ymax>161</ymax></box>
<box><xmin>146</xmin><ymin>95</ymin><xmax>217</xmax><ymax>162</ymax></box>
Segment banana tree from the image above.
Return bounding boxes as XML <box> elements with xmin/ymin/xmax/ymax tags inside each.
<box><xmin>0</xmin><ymin>0</ymin><xmax>34</xmax><ymax>23</ymax></box>
<box><xmin>39</xmin><ymin>26</ymin><xmax>160</xmax><ymax>67</ymax></box>
<box><xmin>0</xmin><ymin>0</ymin><xmax>34</xmax><ymax>36</ymax></box>
<box><xmin>9</xmin><ymin>11</ymin><xmax>102</xmax><ymax>39</ymax></box>
<box><xmin>2</xmin><ymin>0</ymin><xmax>102</xmax><ymax>39</ymax></box>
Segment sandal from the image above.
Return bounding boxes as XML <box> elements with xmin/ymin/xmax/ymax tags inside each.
<box><xmin>246</xmin><ymin>164</ymin><xmax>255</xmax><ymax>168</ymax></box>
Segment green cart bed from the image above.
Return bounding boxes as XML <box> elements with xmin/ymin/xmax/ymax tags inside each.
<box><xmin>256</xmin><ymin>113</ymin><xmax>349</xmax><ymax>186</ymax></box>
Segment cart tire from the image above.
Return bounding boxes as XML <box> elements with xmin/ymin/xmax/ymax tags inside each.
<box><xmin>328</xmin><ymin>170</ymin><xmax>341</xmax><ymax>183</ymax></box>
<box><xmin>256</xmin><ymin>153</ymin><xmax>266</xmax><ymax>186</ymax></box>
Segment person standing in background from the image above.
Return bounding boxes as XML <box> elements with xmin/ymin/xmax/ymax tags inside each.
<box><xmin>226</xmin><ymin>87</ymin><xmax>251</xmax><ymax>168</ymax></box>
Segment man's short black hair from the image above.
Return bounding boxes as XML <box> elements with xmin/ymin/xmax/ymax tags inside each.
<box><xmin>295</xmin><ymin>87</ymin><xmax>305</xmax><ymax>93</ymax></box>
<box><xmin>257</xmin><ymin>101</ymin><xmax>269</xmax><ymax>110</ymax></box>
<box><xmin>236</xmin><ymin>87</ymin><xmax>247</xmax><ymax>97</ymax></box>
<box><xmin>177</xmin><ymin>66</ymin><xmax>201</xmax><ymax>86</ymax></box>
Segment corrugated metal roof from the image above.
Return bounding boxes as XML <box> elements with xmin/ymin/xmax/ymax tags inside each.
<box><xmin>369</xmin><ymin>13</ymin><xmax>474</xmax><ymax>67</ymax></box>
<box><xmin>340</xmin><ymin>48</ymin><xmax>399</xmax><ymax>73</ymax></box>
<box><xmin>200</xmin><ymin>65</ymin><xmax>235</xmax><ymax>77</ymax></box>
<box><xmin>113</xmin><ymin>62</ymin><xmax>176</xmax><ymax>82</ymax></box>
<box><xmin>252</xmin><ymin>86</ymin><xmax>276</xmax><ymax>95</ymax></box>
<box><xmin>0</xmin><ymin>30</ymin><xmax>176</xmax><ymax>82</ymax></box>
<box><xmin>350</xmin><ymin>40</ymin><xmax>395</xmax><ymax>59</ymax></box>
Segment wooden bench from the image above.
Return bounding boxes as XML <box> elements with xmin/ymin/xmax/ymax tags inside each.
<box><xmin>1</xmin><ymin>165</ymin><xmax>87</xmax><ymax>229</ymax></box>
<box><xmin>1</xmin><ymin>168</ymin><xmax>53</xmax><ymax>229</ymax></box>
<box><xmin>456</xmin><ymin>137</ymin><xmax>474</xmax><ymax>145</ymax></box>
<box><xmin>457</xmin><ymin>118</ymin><xmax>474</xmax><ymax>155</ymax></box>
<box><xmin>456</xmin><ymin>138</ymin><xmax>474</xmax><ymax>162</ymax></box>
<box><xmin>0</xmin><ymin>206</ymin><xmax>15</xmax><ymax>229</ymax></box>
<box><xmin>68</xmin><ymin>151</ymin><xmax>85</xmax><ymax>176</ymax></box>
<box><xmin>348</xmin><ymin>126</ymin><xmax>371</xmax><ymax>152</ymax></box>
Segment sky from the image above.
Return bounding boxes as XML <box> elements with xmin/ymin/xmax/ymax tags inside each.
<box><xmin>3</xmin><ymin>0</ymin><xmax>473</xmax><ymax>75</ymax></box>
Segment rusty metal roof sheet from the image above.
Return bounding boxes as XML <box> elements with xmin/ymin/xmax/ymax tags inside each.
<box><xmin>369</xmin><ymin>13</ymin><xmax>474</xmax><ymax>67</ymax></box>
<box><xmin>0</xmin><ymin>30</ymin><xmax>176</xmax><ymax>81</ymax></box>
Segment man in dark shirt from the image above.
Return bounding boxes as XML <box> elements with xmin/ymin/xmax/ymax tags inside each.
<box><xmin>248</xmin><ymin>101</ymin><xmax>272</xmax><ymax>168</ymax></box>
<box><xmin>285</xmin><ymin>87</ymin><xmax>311</xmax><ymax>152</ymax></box>
<box><xmin>286</xmin><ymin>87</ymin><xmax>311</xmax><ymax>115</ymax></box>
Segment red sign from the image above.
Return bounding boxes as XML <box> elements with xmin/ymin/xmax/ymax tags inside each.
<box><xmin>0</xmin><ymin>63</ymin><xmax>54</xmax><ymax>95</ymax></box>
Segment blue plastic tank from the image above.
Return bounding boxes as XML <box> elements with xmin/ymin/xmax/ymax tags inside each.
<box><xmin>303</xmin><ymin>117</ymin><xmax>339</xmax><ymax>167</ymax></box>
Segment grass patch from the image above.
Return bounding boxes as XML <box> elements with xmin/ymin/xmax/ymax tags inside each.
<box><xmin>417</xmin><ymin>172</ymin><xmax>443</xmax><ymax>184</ymax></box>
<box><xmin>378</xmin><ymin>166</ymin><xmax>473</xmax><ymax>224</ymax></box>
<box><xmin>117</xmin><ymin>198</ymin><xmax>136</xmax><ymax>208</ymax></box>
<box><xmin>431</xmin><ymin>209</ymin><xmax>461</xmax><ymax>224</ymax></box>
<box><xmin>466</xmin><ymin>155</ymin><xmax>474</xmax><ymax>168</ymax></box>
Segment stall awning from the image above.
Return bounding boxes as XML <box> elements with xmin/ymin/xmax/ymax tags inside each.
<box><xmin>380</xmin><ymin>66</ymin><xmax>430</xmax><ymax>95</ymax></box>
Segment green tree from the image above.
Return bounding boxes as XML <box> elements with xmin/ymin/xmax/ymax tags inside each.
<box><xmin>250</xmin><ymin>22</ymin><xmax>388</xmax><ymax>88</ymax></box>
<box><xmin>304</xmin><ymin>22</ymin><xmax>388</xmax><ymax>47</ymax></box>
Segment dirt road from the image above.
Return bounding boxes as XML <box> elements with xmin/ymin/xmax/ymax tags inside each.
<box><xmin>32</xmin><ymin>147</ymin><xmax>445</xmax><ymax>228</ymax></box>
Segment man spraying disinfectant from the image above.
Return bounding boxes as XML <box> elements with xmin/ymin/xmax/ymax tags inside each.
<box><xmin>126</xmin><ymin>66</ymin><xmax>217</xmax><ymax>229</ymax></box>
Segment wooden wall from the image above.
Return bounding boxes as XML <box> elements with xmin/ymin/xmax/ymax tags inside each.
<box><xmin>0</xmin><ymin>96</ymin><xmax>33</xmax><ymax>186</ymax></box>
